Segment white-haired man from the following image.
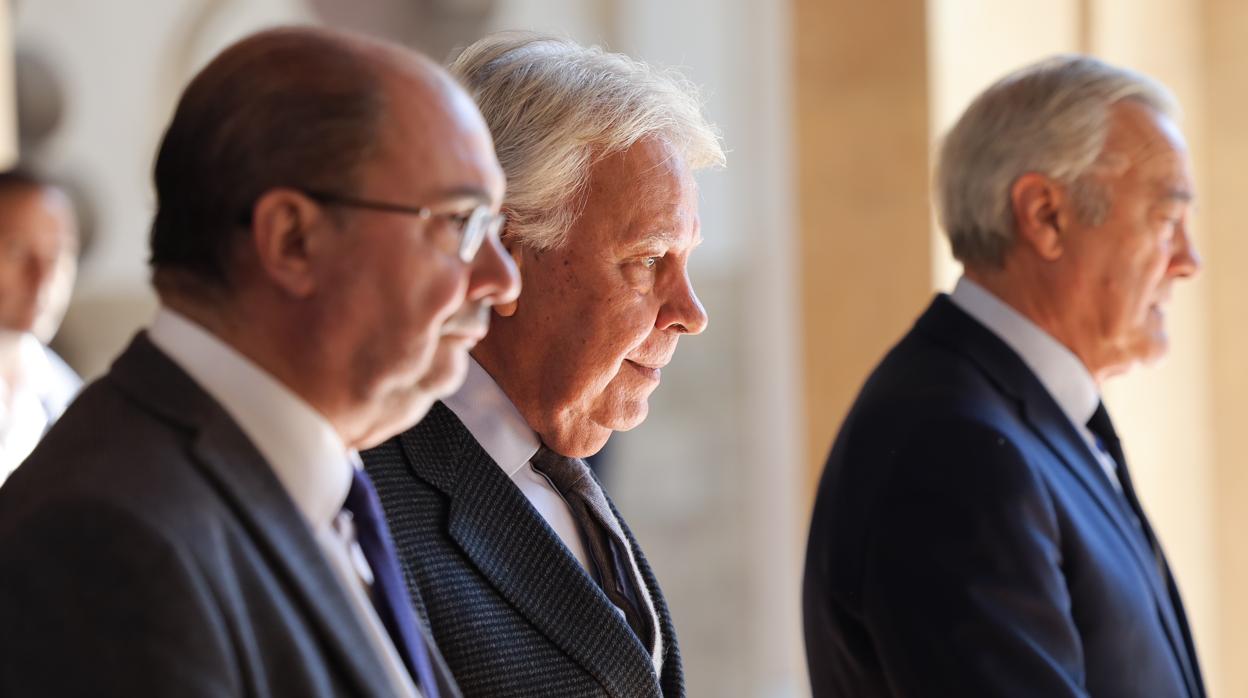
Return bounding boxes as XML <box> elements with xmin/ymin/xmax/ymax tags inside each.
<box><xmin>803</xmin><ymin>56</ymin><xmax>1204</xmax><ymax>697</ymax></box>
<box><xmin>362</xmin><ymin>33</ymin><xmax>723</xmax><ymax>698</ymax></box>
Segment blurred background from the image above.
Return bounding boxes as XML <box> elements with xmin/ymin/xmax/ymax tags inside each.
<box><xmin>4</xmin><ymin>0</ymin><xmax>1246</xmax><ymax>695</ymax></box>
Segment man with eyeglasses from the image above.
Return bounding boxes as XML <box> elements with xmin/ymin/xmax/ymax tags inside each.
<box><xmin>0</xmin><ymin>26</ymin><xmax>517</xmax><ymax>697</ymax></box>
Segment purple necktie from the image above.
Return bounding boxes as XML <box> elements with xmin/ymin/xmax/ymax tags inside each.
<box><xmin>343</xmin><ymin>468</ymin><xmax>440</xmax><ymax>698</ymax></box>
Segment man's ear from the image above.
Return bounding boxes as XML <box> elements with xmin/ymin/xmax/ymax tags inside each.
<box><xmin>1009</xmin><ymin>173</ymin><xmax>1068</xmax><ymax>262</ymax></box>
<box><xmin>493</xmin><ymin>224</ymin><xmax>525</xmax><ymax>318</ymax></box>
<box><xmin>249</xmin><ymin>188</ymin><xmax>325</xmax><ymax>298</ymax></box>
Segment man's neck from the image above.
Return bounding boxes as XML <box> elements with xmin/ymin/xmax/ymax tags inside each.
<box><xmin>159</xmin><ymin>292</ymin><xmax>352</xmax><ymax>441</ymax></box>
<box><xmin>0</xmin><ymin>330</ymin><xmax>28</xmax><ymax>388</ymax></box>
<box><xmin>962</xmin><ymin>267</ymin><xmax>1107</xmax><ymax>384</ymax></box>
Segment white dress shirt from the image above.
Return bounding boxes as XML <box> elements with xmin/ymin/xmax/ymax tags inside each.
<box><xmin>0</xmin><ymin>332</ymin><xmax>81</xmax><ymax>484</ymax></box>
<box><xmin>148</xmin><ymin>308</ymin><xmax>421</xmax><ymax>698</ymax></box>
<box><xmin>443</xmin><ymin>358</ymin><xmax>594</xmax><ymax>571</ymax></box>
<box><xmin>443</xmin><ymin>358</ymin><xmax>664</xmax><ymax>672</ymax></box>
<box><xmin>950</xmin><ymin>278</ymin><xmax>1122</xmax><ymax>491</ymax></box>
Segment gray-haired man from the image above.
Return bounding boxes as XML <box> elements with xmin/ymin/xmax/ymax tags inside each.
<box><xmin>804</xmin><ymin>55</ymin><xmax>1204</xmax><ymax>697</ymax></box>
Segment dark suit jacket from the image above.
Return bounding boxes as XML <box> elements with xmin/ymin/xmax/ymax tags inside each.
<box><xmin>0</xmin><ymin>333</ymin><xmax>459</xmax><ymax>698</ymax></box>
<box><xmin>361</xmin><ymin>402</ymin><xmax>684</xmax><ymax>698</ymax></box>
<box><xmin>803</xmin><ymin>296</ymin><xmax>1205</xmax><ymax>698</ymax></box>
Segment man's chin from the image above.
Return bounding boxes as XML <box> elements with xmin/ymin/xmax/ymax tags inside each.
<box><xmin>600</xmin><ymin>399</ymin><xmax>650</xmax><ymax>433</ymax></box>
<box><xmin>419</xmin><ymin>348</ymin><xmax>472</xmax><ymax>398</ymax></box>
<box><xmin>1111</xmin><ymin>332</ymin><xmax>1169</xmax><ymax>376</ymax></box>
<box><xmin>546</xmin><ymin>425</ymin><xmax>614</xmax><ymax>460</ymax></box>
<box><xmin>356</xmin><ymin>391</ymin><xmax>437</xmax><ymax>450</ymax></box>
<box><xmin>1139</xmin><ymin>334</ymin><xmax>1170</xmax><ymax>365</ymax></box>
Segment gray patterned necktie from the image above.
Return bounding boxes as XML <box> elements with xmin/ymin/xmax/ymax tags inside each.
<box><xmin>530</xmin><ymin>445</ymin><xmax>656</xmax><ymax>654</ymax></box>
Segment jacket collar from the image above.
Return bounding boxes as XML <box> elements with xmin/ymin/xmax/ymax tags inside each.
<box><xmin>399</xmin><ymin>402</ymin><xmax>664</xmax><ymax>698</ymax></box>
<box><xmin>108</xmin><ymin>332</ymin><xmax>399</xmax><ymax>698</ymax></box>
<box><xmin>915</xmin><ymin>296</ymin><xmax>1202</xmax><ymax>697</ymax></box>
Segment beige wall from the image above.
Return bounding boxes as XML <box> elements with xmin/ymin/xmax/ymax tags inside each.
<box><xmin>1089</xmin><ymin>1</ymin><xmax>1221</xmax><ymax>690</ymax></box>
<box><xmin>799</xmin><ymin>1</ymin><xmax>1245</xmax><ymax>694</ymax></box>
<box><xmin>796</xmin><ymin>0</ymin><xmax>933</xmax><ymax>496</ymax></box>
<box><xmin>1204</xmin><ymin>1</ymin><xmax>1248</xmax><ymax>693</ymax></box>
<box><xmin>0</xmin><ymin>0</ymin><xmax>15</xmax><ymax>170</ymax></box>
<box><xmin>927</xmin><ymin>0</ymin><xmax>1083</xmax><ymax>290</ymax></box>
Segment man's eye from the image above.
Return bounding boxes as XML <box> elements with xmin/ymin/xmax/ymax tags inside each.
<box><xmin>643</xmin><ymin>257</ymin><xmax>660</xmax><ymax>269</ymax></box>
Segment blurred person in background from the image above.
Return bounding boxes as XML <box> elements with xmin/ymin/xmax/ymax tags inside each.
<box><xmin>362</xmin><ymin>33</ymin><xmax>723</xmax><ymax>698</ymax></box>
<box><xmin>0</xmin><ymin>25</ymin><xmax>519</xmax><ymax>697</ymax></box>
<box><xmin>0</xmin><ymin>170</ymin><xmax>80</xmax><ymax>483</ymax></box>
<box><xmin>804</xmin><ymin>55</ymin><xmax>1204</xmax><ymax>697</ymax></box>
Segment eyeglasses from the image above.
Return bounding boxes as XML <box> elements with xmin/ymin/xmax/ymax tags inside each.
<box><xmin>300</xmin><ymin>188</ymin><xmax>505</xmax><ymax>263</ymax></box>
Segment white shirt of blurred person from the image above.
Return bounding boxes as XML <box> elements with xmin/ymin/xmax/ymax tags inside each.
<box><xmin>0</xmin><ymin>175</ymin><xmax>80</xmax><ymax>481</ymax></box>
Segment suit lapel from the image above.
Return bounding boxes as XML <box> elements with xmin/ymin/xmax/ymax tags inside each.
<box><xmin>400</xmin><ymin>404</ymin><xmax>661</xmax><ymax>697</ymax></box>
<box><xmin>917</xmin><ymin>297</ymin><xmax>1202</xmax><ymax>697</ymax></box>
<box><xmin>607</xmin><ymin>496</ymin><xmax>684</xmax><ymax>695</ymax></box>
<box><xmin>109</xmin><ymin>334</ymin><xmax>396</xmax><ymax>697</ymax></box>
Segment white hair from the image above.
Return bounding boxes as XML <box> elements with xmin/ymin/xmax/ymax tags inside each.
<box><xmin>934</xmin><ymin>54</ymin><xmax>1178</xmax><ymax>268</ymax></box>
<box><xmin>449</xmin><ymin>32</ymin><xmax>725</xmax><ymax>250</ymax></box>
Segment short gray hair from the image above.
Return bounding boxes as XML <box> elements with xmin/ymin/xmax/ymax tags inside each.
<box><xmin>934</xmin><ymin>54</ymin><xmax>1178</xmax><ymax>268</ymax></box>
<box><xmin>449</xmin><ymin>32</ymin><xmax>725</xmax><ymax>250</ymax></box>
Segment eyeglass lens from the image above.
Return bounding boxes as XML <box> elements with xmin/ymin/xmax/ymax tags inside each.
<box><xmin>458</xmin><ymin>206</ymin><xmax>505</xmax><ymax>263</ymax></box>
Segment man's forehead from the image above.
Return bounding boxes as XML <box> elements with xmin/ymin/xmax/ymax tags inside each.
<box><xmin>1104</xmin><ymin>102</ymin><xmax>1187</xmax><ymax>158</ymax></box>
<box><xmin>374</xmin><ymin>76</ymin><xmax>504</xmax><ymax>204</ymax></box>
<box><xmin>0</xmin><ymin>186</ymin><xmax>76</xmax><ymax>224</ymax></box>
<box><xmin>1094</xmin><ymin>102</ymin><xmax>1192</xmax><ymax>196</ymax></box>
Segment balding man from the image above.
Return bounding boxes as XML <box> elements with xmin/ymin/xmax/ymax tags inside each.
<box><xmin>0</xmin><ymin>27</ymin><xmax>517</xmax><ymax>697</ymax></box>
<box><xmin>803</xmin><ymin>56</ymin><xmax>1204</xmax><ymax>697</ymax></box>
<box><xmin>362</xmin><ymin>33</ymin><xmax>722</xmax><ymax>698</ymax></box>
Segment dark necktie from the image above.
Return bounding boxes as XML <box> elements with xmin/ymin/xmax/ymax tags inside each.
<box><xmin>1086</xmin><ymin>401</ymin><xmax>1168</xmax><ymax>580</ymax></box>
<box><xmin>343</xmin><ymin>468</ymin><xmax>440</xmax><ymax>698</ymax></box>
<box><xmin>530</xmin><ymin>446</ymin><xmax>657</xmax><ymax>654</ymax></box>
<box><xmin>1086</xmin><ymin>402</ymin><xmax>1205</xmax><ymax>696</ymax></box>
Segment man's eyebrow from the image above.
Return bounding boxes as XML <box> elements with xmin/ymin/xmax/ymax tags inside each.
<box><xmin>1158</xmin><ymin>184</ymin><xmax>1194</xmax><ymax>203</ymax></box>
<box><xmin>627</xmin><ymin>230</ymin><xmax>677</xmax><ymax>247</ymax></box>
<box><xmin>425</xmin><ymin>186</ymin><xmax>493</xmax><ymax>207</ymax></box>
<box><xmin>622</xmin><ymin>231</ymin><xmax>705</xmax><ymax>256</ymax></box>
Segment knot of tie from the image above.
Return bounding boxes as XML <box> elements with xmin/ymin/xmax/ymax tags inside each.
<box><xmin>530</xmin><ymin>445</ymin><xmax>594</xmax><ymax>493</ymax></box>
<box><xmin>1086</xmin><ymin>401</ymin><xmax>1121</xmax><ymax>452</ymax></box>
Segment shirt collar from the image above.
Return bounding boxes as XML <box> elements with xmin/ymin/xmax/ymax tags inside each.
<box><xmin>949</xmin><ymin>277</ymin><xmax>1101</xmax><ymax>428</ymax></box>
<box><xmin>442</xmin><ymin>357</ymin><xmax>539</xmax><ymax>477</ymax></box>
<box><xmin>15</xmin><ymin>333</ymin><xmax>52</xmax><ymax>389</ymax></box>
<box><xmin>147</xmin><ymin>306</ymin><xmax>354</xmax><ymax>529</ymax></box>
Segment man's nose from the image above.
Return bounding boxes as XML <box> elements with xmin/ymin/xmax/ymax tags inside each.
<box><xmin>658</xmin><ymin>267</ymin><xmax>708</xmax><ymax>335</ymax></box>
<box><xmin>1171</xmin><ymin>223</ymin><xmax>1201</xmax><ymax>279</ymax></box>
<box><xmin>466</xmin><ymin>229</ymin><xmax>521</xmax><ymax>306</ymax></box>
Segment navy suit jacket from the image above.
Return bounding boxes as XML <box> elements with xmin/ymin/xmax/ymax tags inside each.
<box><xmin>803</xmin><ymin>296</ymin><xmax>1204</xmax><ymax>697</ymax></box>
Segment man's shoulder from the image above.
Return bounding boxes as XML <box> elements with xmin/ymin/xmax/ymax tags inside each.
<box><xmin>853</xmin><ymin>316</ymin><xmax>1012</xmax><ymax>426</ymax></box>
<box><xmin>364</xmin><ymin>401</ymin><xmax>485</xmax><ymax>491</ymax></box>
<box><xmin>14</xmin><ymin>373</ymin><xmax>186</xmax><ymax>488</ymax></box>
<box><xmin>816</xmin><ymin>310</ymin><xmax>1042</xmax><ymax>514</ymax></box>
<box><xmin>1</xmin><ymin>366</ymin><xmax>254</xmax><ymax>555</ymax></box>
